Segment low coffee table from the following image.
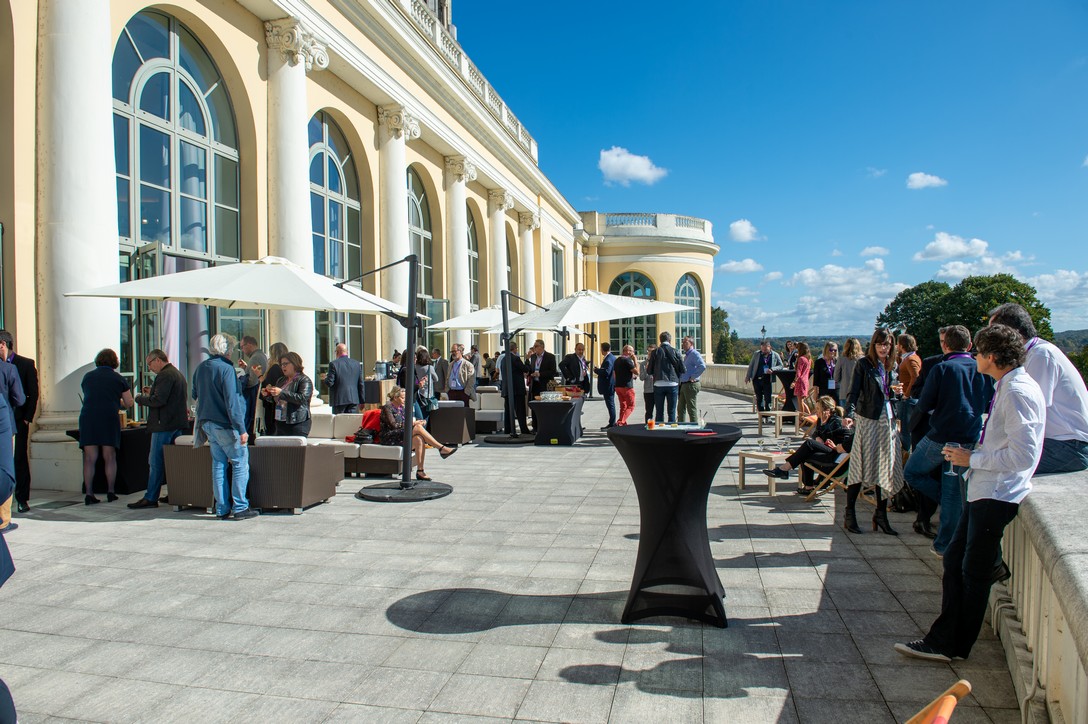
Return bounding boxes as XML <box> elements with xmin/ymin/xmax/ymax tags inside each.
<box><xmin>737</xmin><ymin>449</ymin><xmax>790</xmax><ymax>494</ymax></box>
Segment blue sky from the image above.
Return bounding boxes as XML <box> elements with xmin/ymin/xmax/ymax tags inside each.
<box><xmin>453</xmin><ymin>1</ymin><xmax>1088</xmax><ymax>336</ymax></box>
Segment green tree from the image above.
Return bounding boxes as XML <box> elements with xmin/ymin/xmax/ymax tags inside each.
<box><xmin>710</xmin><ymin>306</ymin><xmax>735</xmax><ymax>363</ymax></box>
<box><xmin>876</xmin><ymin>280</ymin><xmax>951</xmax><ymax>356</ymax></box>
<box><xmin>731</xmin><ymin>330</ymin><xmax>754</xmax><ymax>364</ymax></box>
<box><xmin>941</xmin><ymin>274</ymin><xmax>1054</xmax><ymax>340</ymax></box>
<box><xmin>1070</xmin><ymin>346</ymin><xmax>1088</xmax><ymax>387</ymax></box>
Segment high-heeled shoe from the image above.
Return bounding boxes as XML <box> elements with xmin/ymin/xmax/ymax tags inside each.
<box><xmin>912</xmin><ymin>520</ymin><xmax>936</xmax><ymax>539</ymax></box>
<box><xmin>843</xmin><ymin>508</ymin><xmax>861</xmax><ymax>534</ymax></box>
<box><xmin>106</xmin><ymin>492</ymin><xmax>119</xmax><ymax>503</ymax></box>
<box><xmin>873</xmin><ymin>510</ymin><xmax>899</xmax><ymax>536</ymax></box>
<box><xmin>415</xmin><ymin>470</ymin><xmax>432</xmax><ymax>481</ymax></box>
<box><xmin>85</xmin><ymin>495</ymin><xmax>101</xmax><ymax>505</ymax></box>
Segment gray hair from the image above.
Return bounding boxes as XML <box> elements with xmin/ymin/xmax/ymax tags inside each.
<box><xmin>209</xmin><ymin>334</ymin><xmax>230</xmax><ymax>356</ymax></box>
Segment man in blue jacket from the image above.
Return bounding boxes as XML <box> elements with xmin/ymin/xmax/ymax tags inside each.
<box><xmin>905</xmin><ymin>325</ymin><xmax>993</xmax><ymax>553</ymax></box>
<box><xmin>192</xmin><ymin>334</ymin><xmax>255</xmax><ymax>521</ymax></box>
<box><xmin>595</xmin><ymin>343</ymin><xmax>617</xmax><ymax>430</ymax></box>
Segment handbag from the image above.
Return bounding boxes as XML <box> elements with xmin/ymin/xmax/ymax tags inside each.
<box><xmin>416</xmin><ymin>387</ymin><xmax>439</xmax><ymax>412</ymax></box>
<box><xmin>353</xmin><ymin>427</ymin><xmax>374</xmax><ymax>444</ymax></box>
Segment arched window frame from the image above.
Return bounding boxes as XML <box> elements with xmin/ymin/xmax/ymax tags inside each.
<box><xmin>609</xmin><ymin>272</ymin><xmax>657</xmax><ymax>353</ymax></box>
<box><xmin>407</xmin><ymin>168</ymin><xmax>433</xmax><ymax>297</ymax></box>
<box><xmin>467</xmin><ymin>208</ymin><xmax>479</xmax><ymax>308</ymax></box>
<box><xmin>308</xmin><ymin>111</ymin><xmax>361</xmax><ymax>283</ymax></box>
<box><xmin>675</xmin><ymin>274</ymin><xmax>703</xmax><ymax>352</ymax></box>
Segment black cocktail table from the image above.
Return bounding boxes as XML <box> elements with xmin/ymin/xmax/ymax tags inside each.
<box><xmin>773</xmin><ymin>369</ymin><xmax>798</xmax><ymax>412</ymax></box>
<box><xmin>528</xmin><ymin>397</ymin><xmax>584</xmax><ymax>445</ymax></box>
<box><xmin>607</xmin><ymin>423</ymin><xmax>742</xmax><ymax>627</ymax></box>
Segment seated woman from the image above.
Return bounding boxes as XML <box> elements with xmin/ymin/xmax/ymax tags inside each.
<box><xmin>765</xmin><ymin>396</ymin><xmax>853</xmax><ymax>494</ymax></box>
<box><xmin>380</xmin><ymin>386</ymin><xmax>457</xmax><ymax>481</ymax></box>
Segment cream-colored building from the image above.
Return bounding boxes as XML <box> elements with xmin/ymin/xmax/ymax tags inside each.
<box><xmin>0</xmin><ymin>0</ymin><xmax>716</xmax><ymax>489</ymax></box>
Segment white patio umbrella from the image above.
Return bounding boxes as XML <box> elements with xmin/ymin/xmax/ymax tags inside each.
<box><xmin>487</xmin><ymin>289</ymin><xmax>689</xmax><ymax>333</ymax></box>
<box><xmin>66</xmin><ymin>255</ymin><xmax>407</xmax><ymax>316</ymax></box>
<box><xmin>434</xmin><ymin>304</ymin><xmax>585</xmax><ymax>336</ymax></box>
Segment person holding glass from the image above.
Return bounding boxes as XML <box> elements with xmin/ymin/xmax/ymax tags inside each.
<box><xmin>78</xmin><ymin>349</ymin><xmax>134</xmax><ymax>505</ymax></box>
<box><xmin>903</xmin><ymin>325</ymin><xmax>993</xmax><ymax>553</ymax></box>
<box><xmin>813</xmin><ymin>342</ymin><xmax>839</xmax><ymax>404</ymax></box>
<box><xmin>844</xmin><ymin>329</ymin><xmax>905</xmax><ymax>535</ymax></box>
<box><xmin>265</xmin><ymin>352</ymin><xmax>313</xmax><ymax>437</ymax></box>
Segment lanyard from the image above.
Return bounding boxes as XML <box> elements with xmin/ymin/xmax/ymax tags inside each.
<box><xmin>877</xmin><ymin>361</ymin><xmax>891</xmax><ymax>398</ymax></box>
<box><xmin>946</xmin><ymin>353</ymin><xmax>972</xmax><ymax>361</ymax></box>
<box><xmin>1025</xmin><ymin>337</ymin><xmax>1041</xmax><ymax>353</ymax></box>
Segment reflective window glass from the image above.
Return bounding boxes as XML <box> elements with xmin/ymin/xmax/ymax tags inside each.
<box><xmin>139</xmin><ymin>71</ymin><xmax>170</xmax><ymax>120</ymax></box>
<box><xmin>179</xmin><ymin>197</ymin><xmax>207</xmax><ymax>252</ymax></box>
<box><xmin>139</xmin><ymin>125</ymin><xmax>170</xmax><ymax>188</ymax></box>
<box><xmin>112</xmin><ymin>35</ymin><xmax>141</xmax><ymax>102</ymax></box>
<box><xmin>178</xmin><ymin>26</ymin><xmax>218</xmax><ymax>94</ymax></box>
<box><xmin>126</xmin><ymin>12</ymin><xmax>169</xmax><ymax>61</ymax></box>
<box><xmin>139</xmin><ymin>185</ymin><xmax>170</xmax><ymax>243</ymax></box>
<box><xmin>179</xmin><ymin>141</ymin><xmax>207</xmax><ymax>198</ymax></box>
<box><xmin>114</xmin><ymin>115</ymin><xmax>129</xmax><ymax>173</ymax></box>
<box><xmin>178</xmin><ymin>81</ymin><xmax>207</xmax><ymax>136</ymax></box>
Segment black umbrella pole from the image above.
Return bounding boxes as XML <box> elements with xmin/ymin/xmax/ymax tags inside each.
<box><xmin>400</xmin><ymin>254</ymin><xmax>418</xmax><ymax>488</ymax></box>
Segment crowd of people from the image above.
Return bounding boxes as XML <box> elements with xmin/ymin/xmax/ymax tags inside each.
<box><xmin>746</xmin><ymin>303</ymin><xmax>1088</xmax><ymax>664</ymax></box>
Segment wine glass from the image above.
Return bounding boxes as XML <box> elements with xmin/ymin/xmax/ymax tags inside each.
<box><xmin>756</xmin><ymin>439</ymin><xmax>766</xmax><ymax>453</ymax></box>
<box><xmin>943</xmin><ymin>442</ymin><xmax>963</xmax><ymax>476</ymax></box>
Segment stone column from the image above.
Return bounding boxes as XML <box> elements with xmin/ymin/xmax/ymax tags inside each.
<box><xmin>444</xmin><ymin>156</ymin><xmax>476</xmax><ymax>348</ymax></box>
<box><xmin>519</xmin><ymin>211</ymin><xmax>540</xmax><ymax>304</ymax></box>
<box><xmin>32</xmin><ymin>0</ymin><xmax>120</xmax><ymax>489</ymax></box>
<box><xmin>377</xmin><ymin>104</ymin><xmax>420</xmax><ymax>355</ymax></box>
<box><xmin>265</xmin><ymin>18</ymin><xmax>327</xmax><ymax>368</ymax></box>
<box><xmin>488</xmin><ymin>190</ymin><xmax>513</xmax><ymax>305</ymax></box>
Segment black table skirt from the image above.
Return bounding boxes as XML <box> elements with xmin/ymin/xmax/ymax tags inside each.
<box><xmin>773</xmin><ymin>369</ymin><xmax>798</xmax><ymax>412</ymax></box>
<box><xmin>607</xmin><ymin>423</ymin><xmax>743</xmax><ymax>627</ymax></box>
<box><xmin>528</xmin><ymin>397</ymin><xmax>584</xmax><ymax>446</ymax></box>
<box><xmin>65</xmin><ymin>426</ymin><xmax>152</xmax><ymax>495</ymax></box>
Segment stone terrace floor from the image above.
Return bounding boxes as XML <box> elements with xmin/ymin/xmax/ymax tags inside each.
<box><xmin>0</xmin><ymin>391</ymin><xmax>1019</xmax><ymax>723</ymax></box>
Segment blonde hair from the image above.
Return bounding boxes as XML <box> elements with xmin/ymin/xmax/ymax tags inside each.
<box><xmin>387</xmin><ymin>386</ymin><xmax>404</xmax><ymax>401</ymax></box>
<box><xmin>815</xmin><ymin>395</ymin><xmax>839</xmax><ymax>415</ymax></box>
<box><xmin>842</xmin><ymin>338</ymin><xmax>863</xmax><ymax>360</ymax></box>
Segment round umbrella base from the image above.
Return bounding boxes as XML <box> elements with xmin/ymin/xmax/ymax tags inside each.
<box><xmin>481</xmin><ymin>433</ymin><xmax>536</xmax><ymax>445</ymax></box>
<box><xmin>356</xmin><ymin>481</ymin><xmax>453</xmax><ymax>503</ymax></box>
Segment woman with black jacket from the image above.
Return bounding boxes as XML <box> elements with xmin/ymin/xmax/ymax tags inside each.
<box><xmin>844</xmin><ymin>328</ymin><xmax>905</xmax><ymax>535</ymax></box>
<box><xmin>765</xmin><ymin>396</ymin><xmax>853</xmax><ymax>493</ymax></box>
<box><xmin>267</xmin><ymin>351</ymin><xmax>314</xmax><ymax>437</ymax></box>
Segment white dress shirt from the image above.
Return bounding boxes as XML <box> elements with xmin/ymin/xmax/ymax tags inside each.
<box><xmin>1024</xmin><ymin>339</ymin><xmax>1088</xmax><ymax>442</ymax></box>
<box><xmin>966</xmin><ymin>367</ymin><xmax>1045</xmax><ymax>504</ymax></box>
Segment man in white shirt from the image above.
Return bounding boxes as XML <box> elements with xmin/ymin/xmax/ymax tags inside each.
<box><xmin>988</xmin><ymin>303</ymin><xmax>1088</xmax><ymax>475</ymax></box>
<box><xmin>895</xmin><ymin>324</ymin><xmax>1045</xmax><ymax>663</ymax></box>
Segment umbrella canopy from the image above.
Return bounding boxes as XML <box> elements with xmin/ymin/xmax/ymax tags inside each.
<box><xmin>433</xmin><ymin>304</ymin><xmax>585</xmax><ymax>336</ymax></box>
<box><xmin>66</xmin><ymin>256</ymin><xmax>406</xmax><ymax>316</ymax></box>
<box><xmin>487</xmin><ymin>289</ymin><xmax>689</xmax><ymax>333</ymax></box>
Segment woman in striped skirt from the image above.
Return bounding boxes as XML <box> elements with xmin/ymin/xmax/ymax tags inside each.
<box><xmin>844</xmin><ymin>328</ymin><xmax>905</xmax><ymax>535</ymax></box>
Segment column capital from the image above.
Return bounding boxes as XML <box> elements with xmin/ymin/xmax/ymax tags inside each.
<box><xmin>519</xmin><ymin>211</ymin><xmax>541</xmax><ymax>231</ymax></box>
<box><xmin>445</xmin><ymin>155</ymin><xmax>477</xmax><ymax>183</ymax></box>
<box><xmin>488</xmin><ymin>189</ymin><xmax>514</xmax><ymax>212</ymax></box>
<box><xmin>265</xmin><ymin>18</ymin><xmax>329</xmax><ymax>71</ymax></box>
<box><xmin>378</xmin><ymin>104</ymin><xmax>422</xmax><ymax>141</ymax></box>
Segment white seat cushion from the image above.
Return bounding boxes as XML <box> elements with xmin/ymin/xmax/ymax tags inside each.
<box><xmin>174</xmin><ymin>435</ymin><xmax>195</xmax><ymax>446</ymax></box>
<box><xmin>255</xmin><ymin>435</ymin><xmax>309</xmax><ymax>447</ymax></box>
<box><xmin>478</xmin><ymin>393</ymin><xmax>505</xmax><ymax>411</ymax></box>
<box><xmin>476</xmin><ymin>385</ymin><xmax>499</xmax><ymax>393</ymax></box>
<box><xmin>358</xmin><ymin>443</ymin><xmax>404</xmax><ymax>461</ymax></box>
<box><xmin>332</xmin><ymin>413</ymin><xmax>364</xmax><ymax>439</ymax></box>
<box><xmin>313</xmin><ymin>439</ymin><xmax>360</xmax><ymax>458</ymax></box>
<box><xmin>437</xmin><ymin>400</ymin><xmax>465</xmax><ymax>408</ymax></box>
<box><xmin>309</xmin><ymin>413</ymin><xmax>335</xmax><ymax>439</ymax></box>
<box><xmin>476</xmin><ymin>410</ymin><xmax>505</xmax><ymax>423</ymax></box>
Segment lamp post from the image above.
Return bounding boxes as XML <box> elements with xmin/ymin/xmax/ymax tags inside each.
<box><xmin>760</xmin><ymin>325</ymin><xmax>766</xmax><ymax>341</ymax></box>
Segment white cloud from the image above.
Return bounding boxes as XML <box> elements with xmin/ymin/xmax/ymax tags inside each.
<box><xmin>867</xmin><ymin>167</ymin><xmax>887</xmax><ymax>178</ymax></box>
<box><xmin>913</xmin><ymin>232</ymin><xmax>988</xmax><ymax>261</ymax></box>
<box><xmin>598</xmin><ymin>146</ymin><xmax>667</xmax><ymax>186</ymax></box>
<box><xmin>763</xmin><ymin>271</ymin><xmax>783</xmax><ymax>282</ymax></box>
<box><xmin>831</xmin><ymin>249</ymin><xmax>843</xmax><ymax>257</ymax></box>
<box><xmin>907</xmin><ymin>172</ymin><xmax>948</xmax><ymax>189</ymax></box>
<box><xmin>729</xmin><ymin>219</ymin><xmax>762</xmax><ymax>242</ymax></box>
<box><xmin>934</xmin><ymin>251</ymin><xmax>1027</xmax><ymax>281</ymax></box>
<box><xmin>1028</xmin><ymin>270</ymin><xmax>1088</xmax><ymax>331</ymax></box>
<box><xmin>1082</xmin><ymin>155</ymin><xmax>1088</xmax><ymax>168</ymax></box>
<box><xmin>718</xmin><ymin>258</ymin><xmax>764</xmax><ymax>274</ymax></box>
<box><xmin>861</xmin><ymin>246</ymin><xmax>890</xmax><ymax>257</ymax></box>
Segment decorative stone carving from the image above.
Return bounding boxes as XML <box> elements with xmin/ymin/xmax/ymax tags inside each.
<box><xmin>488</xmin><ymin>189</ymin><xmax>514</xmax><ymax>212</ymax></box>
<box><xmin>265</xmin><ymin>19</ymin><xmax>329</xmax><ymax>72</ymax></box>
<box><xmin>519</xmin><ymin>211</ymin><xmax>540</xmax><ymax>230</ymax></box>
<box><xmin>378</xmin><ymin>104</ymin><xmax>422</xmax><ymax>141</ymax></box>
<box><xmin>445</xmin><ymin>156</ymin><xmax>477</xmax><ymax>183</ymax></box>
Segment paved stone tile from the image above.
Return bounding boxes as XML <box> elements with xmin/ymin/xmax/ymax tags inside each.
<box><xmin>0</xmin><ymin>391</ymin><xmax>1022</xmax><ymax>721</ymax></box>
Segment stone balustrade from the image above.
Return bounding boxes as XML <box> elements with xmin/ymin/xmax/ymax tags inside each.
<box><xmin>394</xmin><ymin>0</ymin><xmax>538</xmax><ymax>162</ymax></box>
<box><xmin>703</xmin><ymin>363</ymin><xmax>1088</xmax><ymax>723</ymax></box>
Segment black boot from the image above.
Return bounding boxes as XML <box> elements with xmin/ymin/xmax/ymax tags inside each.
<box><xmin>873</xmin><ymin>499</ymin><xmax>898</xmax><ymax>536</ymax></box>
<box><xmin>843</xmin><ymin>483</ymin><xmax>862</xmax><ymax>534</ymax></box>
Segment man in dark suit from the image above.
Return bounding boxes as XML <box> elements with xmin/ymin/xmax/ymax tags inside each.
<box><xmin>431</xmin><ymin>348</ymin><xmax>450</xmax><ymax>396</ymax></box>
<box><xmin>0</xmin><ymin>332</ymin><xmax>35</xmax><ymax>515</ymax></box>
<box><xmin>595</xmin><ymin>342</ymin><xmax>617</xmax><ymax>429</ymax></box>
<box><xmin>500</xmin><ymin>342</ymin><xmax>529</xmax><ymax>435</ymax></box>
<box><xmin>323</xmin><ymin>344</ymin><xmax>365</xmax><ymax>413</ymax></box>
<box><xmin>559</xmin><ymin>342</ymin><xmax>591</xmax><ymax>395</ymax></box>
<box><xmin>526</xmin><ymin>339</ymin><xmax>558</xmax><ymax>430</ymax></box>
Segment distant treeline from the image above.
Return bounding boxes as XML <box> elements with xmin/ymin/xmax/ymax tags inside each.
<box><xmin>1054</xmin><ymin>329</ymin><xmax>1088</xmax><ymax>354</ymax></box>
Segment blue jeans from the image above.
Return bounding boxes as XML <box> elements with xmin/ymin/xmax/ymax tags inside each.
<box><xmin>145</xmin><ymin>429</ymin><xmax>183</xmax><ymax>501</ymax></box>
<box><xmin>653</xmin><ymin>385</ymin><xmax>679</xmax><ymax>423</ymax></box>
<box><xmin>896</xmin><ymin>398</ymin><xmax>917</xmax><ymax>453</ymax></box>
<box><xmin>202</xmin><ymin>422</ymin><xmax>250</xmax><ymax>516</ymax></box>
<box><xmin>1035</xmin><ymin>438</ymin><xmax>1088</xmax><ymax>475</ymax></box>
<box><xmin>904</xmin><ymin>436</ymin><xmax>972</xmax><ymax>554</ymax></box>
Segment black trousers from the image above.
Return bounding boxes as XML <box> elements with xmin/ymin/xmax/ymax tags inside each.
<box><xmin>14</xmin><ymin>419</ymin><xmax>31</xmax><ymax>503</ymax></box>
<box><xmin>643</xmin><ymin>392</ymin><xmax>655</xmax><ymax>423</ymax></box>
<box><xmin>503</xmin><ymin>393</ymin><xmax>528</xmax><ymax>435</ymax></box>
<box><xmin>923</xmin><ymin>497</ymin><xmax>1019</xmax><ymax>658</ymax></box>
<box><xmin>275</xmin><ymin>418</ymin><xmax>312</xmax><ymax>437</ymax></box>
<box><xmin>333</xmin><ymin>404</ymin><xmax>358</xmax><ymax>414</ymax></box>
<box><xmin>786</xmin><ymin>439</ymin><xmax>839</xmax><ymax>487</ymax></box>
<box><xmin>753</xmin><ymin>376</ymin><xmax>773</xmax><ymax>411</ymax></box>
<box><xmin>602</xmin><ymin>390</ymin><xmax>616</xmax><ymax>426</ymax></box>
<box><xmin>243</xmin><ymin>385</ymin><xmax>259</xmax><ymax>439</ymax></box>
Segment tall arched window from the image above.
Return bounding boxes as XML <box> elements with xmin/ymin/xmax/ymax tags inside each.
<box><xmin>113</xmin><ymin>10</ymin><xmax>239</xmax><ymax>257</ymax></box>
<box><xmin>609</xmin><ymin>272</ymin><xmax>657</xmax><ymax>353</ymax></box>
<box><xmin>407</xmin><ymin>168</ymin><xmax>433</xmax><ymax>297</ymax></box>
<box><xmin>467</xmin><ymin>209</ymin><xmax>479</xmax><ymax>307</ymax></box>
<box><xmin>112</xmin><ymin>10</ymin><xmax>240</xmax><ymax>393</ymax></box>
<box><xmin>310</xmin><ymin>111</ymin><xmax>364</xmax><ymax>372</ymax></box>
<box><xmin>675</xmin><ymin>274</ymin><xmax>703</xmax><ymax>351</ymax></box>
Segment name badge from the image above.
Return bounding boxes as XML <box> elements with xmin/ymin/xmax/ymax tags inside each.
<box><xmin>885</xmin><ymin>401</ymin><xmax>894</xmax><ymax>419</ymax></box>
<box><xmin>827</xmin><ymin>380</ymin><xmax>836</xmax><ymax>390</ymax></box>
<box><xmin>762</xmin><ymin>366</ymin><xmax>770</xmax><ymax>375</ymax></box>
<box><xmin>275</xmin><ymin>400</ymin><xmax>287</xmax><ymax>422</ymax></box>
